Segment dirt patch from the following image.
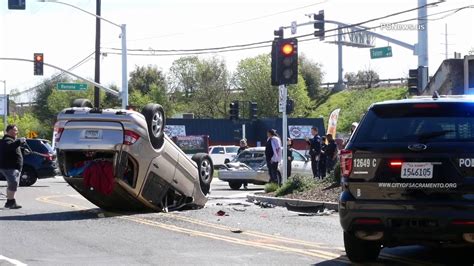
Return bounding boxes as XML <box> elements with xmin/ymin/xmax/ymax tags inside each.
<box><xmin>265</xmin><ymin>181</ymin><xmax>340</xmax><ymax>203</ymax></box>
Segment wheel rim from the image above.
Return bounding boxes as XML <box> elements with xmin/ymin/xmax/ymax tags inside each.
<box><xmin>200</xmin><ymin>159</ymin><xmax>211</xmax><ymax>183</ymax></box>
<box><xmin>151</xmin><ymin>111</ymin><xmax>163</xmax><ymax>137</ymax></box>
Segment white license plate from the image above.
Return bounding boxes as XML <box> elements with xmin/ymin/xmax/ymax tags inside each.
<box><xmin>401</xmin><ymin>162</ymin><xmax>433</xmax><ymax>179</ymax></box>
<box><xmin>84</xmin><ymin>130</ymin><xmax>101</xmax><ymax>139</ymax></box>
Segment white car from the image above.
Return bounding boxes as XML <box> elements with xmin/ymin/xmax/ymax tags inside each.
<box><xmin>218</xmin><ymin>147</ymin><xmax>313</xmax><ymax>190</ymax></box>
<box><xmin>208</xmin><ymin>145</ymin><xmax>239</xmax><ymax>167</ymax></box>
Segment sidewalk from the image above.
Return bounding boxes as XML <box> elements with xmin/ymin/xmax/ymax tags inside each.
<box><xmin>247</xmin><ymin>192</ymin><xmax>339</xmax><ymax>211</ymax></box>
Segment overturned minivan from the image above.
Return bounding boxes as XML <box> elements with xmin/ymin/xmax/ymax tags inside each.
<box><xmin>54</xmin><ymin>101</ymin><xmax>213</xmax><ymax>212</ymax></box>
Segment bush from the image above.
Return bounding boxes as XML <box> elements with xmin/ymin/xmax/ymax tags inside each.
<box><xmin>275</xmin><ymin>175</ymin><xmax>317</xmax><ymax>197</ymax></box>
<box><xmin>264</xmin><ymin>182</ymin><xmax>279</xmax><ymax>193</ymax></box>
<box><xmin>326</xmin><ymin>162</ymin><xmax>341</xmax><ymax>184</ymax></box>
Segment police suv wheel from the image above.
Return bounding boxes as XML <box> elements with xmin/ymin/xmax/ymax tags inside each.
<box><xmin>344</xmin><ymin>231</ymin><xmax>381</xmax><ymax>263</ymax></box>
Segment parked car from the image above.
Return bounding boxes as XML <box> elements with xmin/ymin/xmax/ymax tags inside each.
<box><xmin>340</xmin><ymin>95</ymin><xmax>474</xmax><ymax>262</ymax></box>
<box><xmin>218</xmin><ymin>147</ymin><xmax>312</xmax><ymax>190</ymax></box>
<box><xmin>0</xmin><ymin>138</ymin><xmax>58</xmax><ymax>186</ymax></box>
<box><xmin>208</xmin><ymin>145</ymin><xmax>239</xmax><ymax>167</ymax></box>
<box><xmin>54</xmin><ymin>102</ymin><xmax>213</xmax><ymax>212</ymax></box>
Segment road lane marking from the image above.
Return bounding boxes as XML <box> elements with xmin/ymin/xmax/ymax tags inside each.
<box><xmin>36</xmin><ymin>195</ymin><xmax>346</xmax><ymax>262</ymax></box>
<box><xmin>0</xmin><ymin>255</ymin><xmax>27</xmax><ymax>266</ymax></box>
<box><xmin>36</xmin><ymin>194</ymin><xmax>439</xmax><ymax>265</ymax></box>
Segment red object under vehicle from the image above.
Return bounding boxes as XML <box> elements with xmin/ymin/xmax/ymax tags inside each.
<box><xmin>83</xmin><ymin>161</ymin><xmax>115</xmax><ymax>195</ymax></box>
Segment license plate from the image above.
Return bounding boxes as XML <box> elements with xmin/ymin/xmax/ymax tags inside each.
<box><xmin>401</xmin><ymin>162</ymin><xmax>433</xmax><ymax>179</ymax></box>
<box><xmin>84</xmin><ymin>130</ymin><xmax>101</xmax><ymax>139</ymax></box>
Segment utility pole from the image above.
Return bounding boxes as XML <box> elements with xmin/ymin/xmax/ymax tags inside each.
<box><xmin>418</xmin><ymin>0</ymin><xmax>429</xmax><ymax>90</ymax></box>
<box><xmin>94</xmin><ymin>0</ymin><xmax>101</xmax><ymax>108</ymax></box>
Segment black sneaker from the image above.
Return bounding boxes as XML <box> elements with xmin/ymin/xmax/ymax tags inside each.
<box><xmin>4</xmin><ymin>200</ymin><xmax>22</xmax><ymax>209</ymax></box>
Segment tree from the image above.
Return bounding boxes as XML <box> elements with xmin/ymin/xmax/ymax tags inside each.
<box><xmin>168</xmin><ymin>56</ymin><xmax>199</xmax><ymax>99</ymax></box>
<box><xmin>299</xmin><ymin>54</ymin><xmax>326</xmax><ymax>104</ymax></box>
<box><xmin>128</xmin><ymin>65</ymin><xmax>172</xmax><ymax>114</ymax></box>
<box><xmin>190</xmin><ymin>57</ymin><xmax>230</xmax><ymax>118</ymax></box>
<box><xmin>233</xmin><ymin>54</ymin><xmax>311</xmax><ymax>118</ymax></box>
<box><xmin>344</xmin><ymin>69</ymin><xmax>380</xmax><ymax>89</ymax></box>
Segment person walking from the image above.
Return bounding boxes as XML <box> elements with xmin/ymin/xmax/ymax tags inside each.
<box><xmin>265</xmin><ymin>129</ymin><xmax>282</xmax><ymax>184</ymax></box>
<box><xmin>325</xmin><ymin>133</ymin><xmax>338</xmax><ymax>174</ymax></box>
<box><xmin>0</xmin><ymin>125</ymin><xmax>27</xmax><ymax>209</ymax></box>
<box><xmin>237</xmin><ymin>138</ymin><xmax>249</xmax><ymax>189</ymax></box>
<box><xmin>287</xmin><ymin>138</ymin><xmax>294</xmax><ymax>178</ymax></box>
<box><xmin>319</xmin><ymin>136</ymin><xmax>327</xmax><ymax>179</ymax></box>
<box><xmin>306</xmin><ymin>127</ymin><xmax>322</xmax><ymax>179</ymax></box>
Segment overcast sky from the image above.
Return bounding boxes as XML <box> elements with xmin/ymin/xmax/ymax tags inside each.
<box><xmin>1</xmin><ymin>0</ymin><xmax>473</xmax><ymax>100</ymax></box>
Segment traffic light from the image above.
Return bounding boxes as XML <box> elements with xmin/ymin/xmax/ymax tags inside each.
<box><xmin>313</xmin><ymin>10</ymin><xmax>325</xmax><ymax>40</ymax></box>
<box><xmin>271</xmin><ymin>38</ymin><xmax>298</xmax><ymax>86</ymax></box>
<box><xmin>408</xmin><ymin>68</ymin><xmax>419</xmax><ymax>95</ymax></box>
<box><xmin>34</xmin><ymin>53</ymin><xmax>44</xmax><ymax>76</ymax></box>
<box><xmin>229</xmin><ymin>101</ymin><xmax>239</xmax><ymax>120</ymax></box>
<box><xmin>8</xmin><ymin>0</ymin><xmax>25</xmax><ymax>10</ymax></box>
<box><xmin>286</xmin><ymin>97</ymin><xmax>295</xmax><ymax>114</ymax></box>
<box><xmin>249</xmin><ymin>102</ymin><xmax>258</xmax><ymax>120</ymax></box>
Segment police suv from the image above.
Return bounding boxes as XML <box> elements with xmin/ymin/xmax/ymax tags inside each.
<box><xmin>340</xmin><ymin>94</ymin><xmax>474</xmax><ymax>262</ymax></box>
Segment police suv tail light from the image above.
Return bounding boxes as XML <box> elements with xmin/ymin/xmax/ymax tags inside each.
<box><xmin>340</xmin><ymin>149</ymin><xmax>353</xmax><ymax>177</ymax></box>
<box><xmin>124</xmin><ymin>130</ymin><xmax>140</xmax><ymax>145</ymax></box>
<box><xmin>390</xmin><ymin>160</ymin><xmax>403</xmax><ymax>167</ymax></box>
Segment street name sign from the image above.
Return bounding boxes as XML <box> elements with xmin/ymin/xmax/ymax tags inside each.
<box><xmin>57</xmin><ymin>83</ymin><xmax>88</xmax><ymax>91</ymax></box>
<box><xmin>370</xmin><ymin>46</ymin><xmax>393</xmax><ymax>59</ymax></box>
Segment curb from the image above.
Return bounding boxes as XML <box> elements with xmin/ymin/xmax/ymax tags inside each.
<box><xmin>247</xmin><ymin>193</ymin><xmax>339</xmax><ymax>212</ymax></box>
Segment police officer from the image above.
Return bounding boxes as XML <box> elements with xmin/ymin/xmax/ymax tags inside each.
<box><xmin>306</xmin><ymin>127</ymin><xmax>322</xmax><ymax>179</ymax></box>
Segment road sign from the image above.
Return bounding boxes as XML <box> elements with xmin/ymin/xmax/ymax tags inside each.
<box><xmin>57</xmin><ymin>83</ymin><xmax>88</xmax><ymax>91</ymax></box>
<box><xmin>279</xmin><ymin>85</ymin><xmax>287</xmax><ymax>112</ymax></box>
<box><xmin>291</xmin><ymin>21</ymin><xmax>297</xmax><ymax>35</ymax></box>
<box><xmin>370</xmin><ymin>46</ymin><xmax>392</xmax><ymax>59</ymax></box>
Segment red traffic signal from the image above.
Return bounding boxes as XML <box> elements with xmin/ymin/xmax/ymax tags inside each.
<box><xmin>34</xmin><ymin>53</ymin><xmax>44</xmax><ymax>76</ymax></box>
<box><xmin>271</xmin><ymin>38</ymin><xmax>298</xmax><ymax>86</ymax></box>
<box><xmin>281</xmin><ymin>43</ymin><xmax>295</xmax><ymax>56</ymax></box>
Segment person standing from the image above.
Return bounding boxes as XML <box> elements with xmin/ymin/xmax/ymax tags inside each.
<box><xmin>287</xmin><ymin>138</ymin><xmax>294</xmax><ymax>178</ymax></box>
<box><xmin>0</xmin><ymin>125</ymin><xmax>26</xmax><ymax>209</ymax></box>
<box><xmin>325</xmin><ymin>134</ymin><xmax>338</xmax><ymax>174</ymax></box>
<box><xmin>319</xmin><ymin>136</ymin><xmax>327</xmax><ymax>179</ymax></box>
<box><xmin>237</xmin><ymin>138</ymin><xmax>249</xmax><ymax>189</ymax></box>
<box><xmin>237</xmin><ymin>139</ymin><xmax>248</xmax><ymax>155</ymax></box>
<box><xmin>306</xmin><ymin>127</ymin><xmax>322</xmax><ymax>179</ymax></box>
<box><xmin>265</xmin><ymin>129</ymin><xmax>282</xmax><ymax>184</ymax></box>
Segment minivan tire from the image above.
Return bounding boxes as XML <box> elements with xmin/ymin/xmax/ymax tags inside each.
<box><xmin>192</xmin><ymin>153</ymin><xmax>213</xmax><ymax>195</ymax></box>
<box><xmin>71</xmin><ymin>99</ymin><xmax>93</xmax><ymax>108</ymax></box>
<box><xmin>142</xmin><ymin>103</ymin><xmax>166</xmax><ymax>149</ymax></box>
<box><xmin>19</xmin><ymin>166</ymin><xmax>38</xmax><ymax>187</ymax></box>
<box><xmin>344</xmin><ymin>231</ymin><xmax>381</xmax><ymax>263</ymax></box>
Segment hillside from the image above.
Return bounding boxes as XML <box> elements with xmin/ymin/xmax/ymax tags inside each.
<box><xmin>311</xmin><ymin>87</ymin><xmax>408</xmax><ymax>134</ymax></box>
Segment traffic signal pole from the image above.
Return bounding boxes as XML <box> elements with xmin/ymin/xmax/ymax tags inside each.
<box><xmin>281</xmin><ymin>85</ymin><xmax>288</xmax><ymax>184</ymax></box>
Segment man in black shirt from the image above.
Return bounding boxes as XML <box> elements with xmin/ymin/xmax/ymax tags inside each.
<box><xmin>0</xmin><ymin>124</ymin><xmax>26</xmax><ymax>209</ymax></box>
<box><xmin>306</xmin><ymin>127</ymin><xmax>322</xmax><ymax>179</ymax></box>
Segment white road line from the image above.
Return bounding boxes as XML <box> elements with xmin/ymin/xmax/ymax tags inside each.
<box><xmin>0</xmin><ymin>255</ymin><xmax>27</xmax><ymax>266</ymax></box>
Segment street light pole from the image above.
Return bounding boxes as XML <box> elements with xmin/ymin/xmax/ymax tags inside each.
<box><xmin>0</xmin><ymin>80</ymin><xmax>7</xmax><ymax>133</ymax></box>
<box><xmin>39</xmin><ymin>0</ymin><xmax>128</xmax><ymax>109</ymax></box>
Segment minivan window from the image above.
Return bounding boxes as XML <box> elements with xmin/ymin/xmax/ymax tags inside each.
<box><xmin>355</xmin><ymin>103</ymin><xmax>474</xmax><ymax>143</ymax></box>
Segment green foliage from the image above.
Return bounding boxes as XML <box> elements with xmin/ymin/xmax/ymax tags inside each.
<box><xmin>264</xmin><ymin>182</ymin><xmax>279</xmax><ymax>193</ymax></box>
<box><xmin>299</xmin><ymin>54</ymin><xmax>327</xmax><ymax>104</ymax></box>
<box><xmin>311</xmin><ymin>87</ymin><xmax>408</xmax><ymax>134</ymax></box>
<box><xmin>233</xmin><ymin>54</ymin><xmax>311</xmax><ymax>118</ymax></box>
<box><xmin>326</xmin><ymin>161</ymin><xmax>341</xmax><ymax>184</ymax></box>
<box><xmin>5</xmin><ymin>113</ymin><xmax>42</xmax><ymax>138</ymax></box>
<box><xmin>275</xmin><ymin>175</ymin><xmax>317</xmax><ymax>197</ymax></box>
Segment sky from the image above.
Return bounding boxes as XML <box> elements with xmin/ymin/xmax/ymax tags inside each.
<box><xmin>0</xmin><ymin>0</ymin><xmax>473</xmax><ymax>102</ymax></box>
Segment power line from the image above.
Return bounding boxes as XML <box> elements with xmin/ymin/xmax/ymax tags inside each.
<box><xmin>103</xmin><ymin>0</ymin><xmax>445</xmax><ymax>54</ymax></box>
<box><xmin>102</xmin><ymin>5</ymin><xmax>472</xmax><ymax>57</ymax></box>
<box><xmin>127</xmin><ymin>0</ymin><xmax>329</xmax><ymax>42</ymax></box>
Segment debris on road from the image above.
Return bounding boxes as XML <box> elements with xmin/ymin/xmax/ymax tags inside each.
<box><xmin>230</xmin><ymin>228</ymin><xmax>243</xmax><ymax>233</ymax></box>
<box><xmin>216</xmin><ymin>210</ymin><xmax>229</xmax><ymax>216</ymax></box>
<box><xmin>252</xmin><ymin>200</ymin><xmax>275</xmax><ymax>208</ymax></box>
<box><xmin>297</xmin><ymin>208</ymin><xmax>336</xmax><ymax>216</ymax></box>
<box><xmin>285</xmin><ymin>202</ymin><xmax>324</xmax><ymax>213</ymax></box>
<box><xmin>232</xmin><ymin>207</ymin><xmax>246</xmax><ymax>212</ymax></box>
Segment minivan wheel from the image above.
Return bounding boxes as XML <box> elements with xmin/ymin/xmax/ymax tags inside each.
<box><xmin>19</xmin><ymin>167</ymin><xmax>38</xmax><ymax>187</ymax></box>
<box><xmin>142</xmin><ymin>103</ymin><xmax>166</xmax><ymax>149</ymax></box>
<box><xmin>229</xmin><ymin>182</ymin><xmax>242</xmax><ymax>190</ymax></box>
<box><xmin>344</xmin><ymin>231</ymin><xmax>381</xmax><ymax>263</ymax></box>
<box><xmin>191</xmin><ymin>153</ymin><xmax>213</xmax><ymax>195</ymax></box>
<box><xmin>71</xmin><ymin>99</ymin><xmax>93</xmax><ymax>108</ymax></box>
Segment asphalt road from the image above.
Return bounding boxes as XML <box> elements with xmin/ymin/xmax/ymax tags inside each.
<box><xmin>0</xmin><ymin>177</ymin><xmax>472</xmax><ymax>265</ymax></box>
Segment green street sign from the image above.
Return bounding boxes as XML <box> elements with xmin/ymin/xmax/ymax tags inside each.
<box><xmin>57</xmin><ymin>83</ymin><xmax>88</xmax><ymax>91</ymax></box>
<box><xmin>370</xmin><ymin>46</ymin><xmax>392</xmax><ymax>59</ymax></box>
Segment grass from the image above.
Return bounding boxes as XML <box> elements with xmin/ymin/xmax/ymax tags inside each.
<box><xmin>311</xmin><ymin>87</ymin><xmax>408</xmax><ymax>133</ymax></box>
<box><xmin>274</xmin><ymin>175</ymin><xmax>317</xmax><ymax>197</ymax></box>
<box><xmin>264</xmin><ymin>182</ymin><xmax>279</xmax><ymax>193</ymax></box>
